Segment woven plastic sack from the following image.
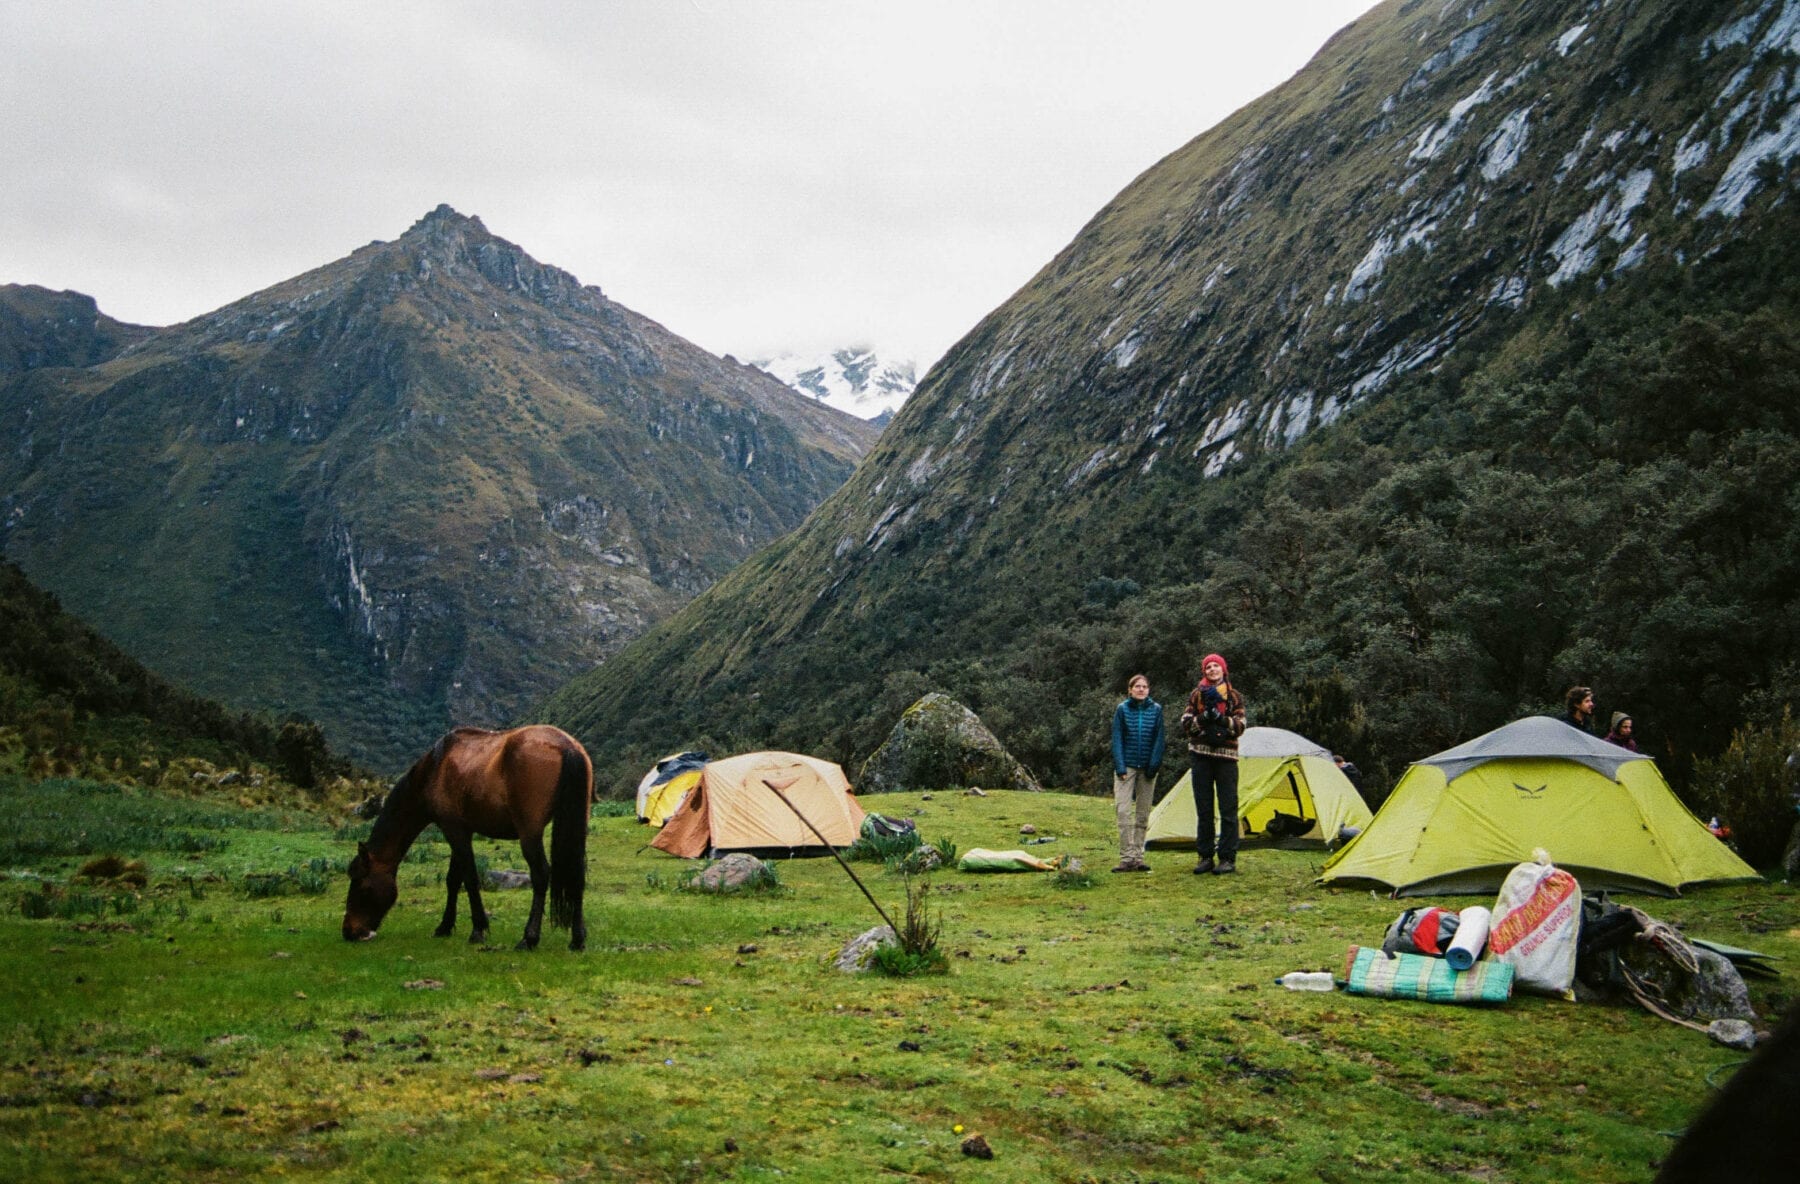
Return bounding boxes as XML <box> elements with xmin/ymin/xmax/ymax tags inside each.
<box><xmin>1488</xmin><ymin>851</ymin><xmax>1581</xmax><ymax>997</ymax></box>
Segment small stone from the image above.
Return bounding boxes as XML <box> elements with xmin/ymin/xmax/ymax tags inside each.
<box><xmin>898</xmin><ymin>1040</ymin><xmax>921</xmax><ymax>1052</ymax></box>
<box><xmin>966</xmin><ymin>787</ymin><xmax>987</xmax><ymax>797</ymax></box>
<box><xmin>737</xmin><ymin>943</ymin><xmax>759</xmax><ymax>954</ymax></box>
<box><xmin>474</xmin><ymin>1068</ymin><xmax>509</xmax><ymax>1080</ymax></box>
<box><xmin>1019</xmin><ymin>824</ymin><xmax>1037</xmax><ymax>835</ymax></box>
<box><xmin>724</xmin><ymin>1138</ymin><xmax>739</xmax><ymax>1153</ymax></box>
<box><xmin>403</xmin><ymin>978</ymin><xmax>445</xmax><ymax>991</ymax></box>
<box><xmin>961</xmin><ymin>1133</ymin><xmax>995</xmax><ymax>1160</ymax></box>
<box><xmin>1708</xmin><ymin>1018</ymin><xmax>1758</xmax><ymax>1050</ymax></box>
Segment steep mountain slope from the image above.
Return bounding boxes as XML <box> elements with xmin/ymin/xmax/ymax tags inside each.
<box><xmin>0</xmin><ymin>559</ymin><xmax>359</xmax><ymax>795</ymax></box>
<box><xmin>545</xmin><ymin>0</ymin><xmax>1800</xmax><ymax>795</ymax></box>
<box><xmin>0</xmin><ymin>208</ymin><xmax>878</xmax><ymax>769</ymax></box>
<box><xmin>750</xmin><ymin>346</ymin><xmax>917</xmax><ymax>421</ymax></box>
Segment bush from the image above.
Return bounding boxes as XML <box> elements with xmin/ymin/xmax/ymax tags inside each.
<box><xmin>1690</xmin><ymin>709</ymin><xmax>1800</xmax><ymax>868</ymax></box>
<box><xmin>871</xmin><ymin>873</ymin><xmax>946</xmax><ymax>977</ymax></box>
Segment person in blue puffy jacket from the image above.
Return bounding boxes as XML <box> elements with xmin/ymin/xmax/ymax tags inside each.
<box><xmin>1110</xmin><ymin>674</ymin><xmax>1165</xmax><ymax>872</ymax></box>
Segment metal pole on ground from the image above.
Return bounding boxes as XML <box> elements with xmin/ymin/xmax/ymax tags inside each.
<box><xmin>761</xmin><ymin>779</ymin><xmax>898</xmax><ymax>934</ymax></box>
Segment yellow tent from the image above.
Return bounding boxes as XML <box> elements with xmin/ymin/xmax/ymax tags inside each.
<box><xmin>1319</xmin><ymin>716</ymin><xmax>1761</xmax><ymax>896</ymax></box>
<box><xmin>636</xmin><ymin>751</ymin><xmax>708</xmax><ymax>826</ymax></box>
<box><xmin>1146</xmin><ymin>726</ymin><xmax>1372</xmax><ymax>848</ymax></box>
<box><xmin>651</xmin><ymin>751</ymin><xmax>865</xmax><ymax>858</ymax></box>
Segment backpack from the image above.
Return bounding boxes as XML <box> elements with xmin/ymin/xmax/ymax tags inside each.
<box><xmin>1382</xmin><ymin>906</ymin><xmax>1462</xmax><ymax>957</ymax></box>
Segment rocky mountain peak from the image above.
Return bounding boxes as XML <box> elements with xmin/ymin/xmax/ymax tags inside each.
<box><xmin>388</xmin><ymin>204</ymin><xmax>596</xmax><ymax>309</ymax></box>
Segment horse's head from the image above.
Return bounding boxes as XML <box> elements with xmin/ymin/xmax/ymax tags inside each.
<box><xmin>343</xmin><ymin>841</ymin><xmax>398</xmax><ymax>941</ymax></box>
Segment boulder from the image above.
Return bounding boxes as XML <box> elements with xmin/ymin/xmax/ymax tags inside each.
<box><xmin>859</xmin><ymin>693</ymin><xmax>1042</xmax><ymax>794</ymax></box>
<box><xmin>689</xmin><ymin>853</ymin><xmax>773</xmax><ymax>893</ymax></box>
<box><xmin>486</xmin><ymin>869</ymin><xmax>532</xmax><ymax>890</ymax></box>
<box><xmin>1619</xmin><ymin>938</ymin><xmax>1756</xmax><ymax>1024</ymax></box>
<box><xmin>834</xmin><ymin>925</ymin><xmax>897</xmax><ymax>973</ymax></box>
<box><xmin>1782</xmin><ymin>816</ymin><xmax>1800</xmax><ymax>882</ymax></box>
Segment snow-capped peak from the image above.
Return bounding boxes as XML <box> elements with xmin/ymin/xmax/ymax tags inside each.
<box><xmin>751</xmin><ymin>345</ymin><xmax>917</xmax><ymax>422</ymax></box>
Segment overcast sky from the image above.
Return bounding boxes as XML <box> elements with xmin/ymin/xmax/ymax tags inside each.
<box><xmin>3</xmin><ymin>1</ymin><xmax>1378</xmax><ymax>371</ymax></box>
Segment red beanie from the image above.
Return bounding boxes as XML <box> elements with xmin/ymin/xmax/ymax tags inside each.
<box><xmin>1201</xmin><ymin>653</ymin><xmax>1229</xmax><ymax>680</ymax></box>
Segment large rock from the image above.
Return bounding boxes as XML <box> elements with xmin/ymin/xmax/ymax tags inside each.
<box><xmin>1620</xmin><ymin>939</ymin><xmax>1756</xmax><ymax>1025</ymax></box>
<box><xmin>858</xmin><ymin>694</ymin><xmax>1042</xmax><ymax>794</ymax></box>
<box><xmin>1783</xmin><ymin>817</ymin><xmax>1800</xmax><ymax>883</ymax></box>
<box><xmin>687</xmin><ymin>853</ymin><xmax>775</xmax><ymax>893</ymax></box>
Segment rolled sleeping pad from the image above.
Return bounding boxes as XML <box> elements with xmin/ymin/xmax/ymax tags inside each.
<box><xmin>1446</xmin><ymin>905</ymin><xmax>1491</xmax><ymax>971</ymax></box>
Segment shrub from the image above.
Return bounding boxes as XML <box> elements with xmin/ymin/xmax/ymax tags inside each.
<box><xmin>872</xmin><ymin>873</ymin><xmax>946</xmax><ymax>977</ymax></box>
<box><xmin>1690</xmin><ymin>709</ymin><xmax>1800</xmax><ymax>868</ymax></box>
<box><xmin>846</xmin><ymin>828</ymin><xmax>922</xmax><ymax>864</ymax></box>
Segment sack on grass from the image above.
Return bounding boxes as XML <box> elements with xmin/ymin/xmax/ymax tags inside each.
<box><xmin>1341</xmin><ymin>945</ymin><xmax>1513</xmax><ymax>1005</ymax></box>
<box><xmin>1381</xmin><ymin>906</ymin><xmax>1461</xmax><ymax>956</ymax></box>
<box><xmin>1488</xmin><ymin>850</ymin><xmax>1582</xmax><ymax>997</ymax></box>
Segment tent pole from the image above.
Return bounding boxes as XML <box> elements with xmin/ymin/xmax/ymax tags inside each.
<box><xmin>762</xmin><ymin>779</ymin><xmax>899</xmax><ymax>932</ymax></box>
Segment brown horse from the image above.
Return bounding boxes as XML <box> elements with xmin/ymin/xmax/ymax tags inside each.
<box><xmin>343</xmin><ymin>725</ymin><xmax>593</xmax><ymax>951</ymax></box>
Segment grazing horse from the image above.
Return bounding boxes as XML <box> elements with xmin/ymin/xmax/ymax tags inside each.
<box><xmin>343</xmin><ymin>725</ymin><xmax>593</xmax><ymax>951</ymax></box>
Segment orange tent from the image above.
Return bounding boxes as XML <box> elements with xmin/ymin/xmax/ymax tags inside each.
<box><xmin>651</xmin><ymin>751</ymin><xmax>865</xmax><ymax>857</ymax></box>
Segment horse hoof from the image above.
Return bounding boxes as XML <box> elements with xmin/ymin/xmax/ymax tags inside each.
<box><xmin>469</xmin><ymin>930</ymin><xmax>488</xmax><ymax>945</ymax></box>
<box><xmin>515</xmin><ymin>937</ymin><xmax>539</xmax><ymax>952</ymax></box>
<box><xmin>434</xmin><ymin>925</ymin><xmax>454</xmax><ymax>938</ymax></box>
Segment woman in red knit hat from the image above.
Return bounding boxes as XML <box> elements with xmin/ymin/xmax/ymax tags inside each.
<box><xmin>1181</xmin><ymin>653</ymin><xmax>1247</xmax><ymax>874</ymax></box>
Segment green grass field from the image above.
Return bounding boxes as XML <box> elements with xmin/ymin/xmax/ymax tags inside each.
<box><xmin>2</xmin><ymin>776</ymin><xmax>1795</xmax><ymax>1183</ymax></box>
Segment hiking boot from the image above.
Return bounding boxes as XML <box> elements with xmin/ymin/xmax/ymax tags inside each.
<box><xmin>1193</xmin><ymin>857</ymin><xmax>1215</xmax><ymax>875</ymax></box>
<box><xmin>1126</xmin><ymin>861</ymin><xmax>1151</xmax><ymax>873</ymax></box>
<box><xmin>1110</xmin><ymin>862</ymin><xmax>1133</xmax><ymax>873</ymax></box>
<box><xmin>1214</xmin><ymin>860</ymin><xmax>1237</xmax><ymax>875</ymax></box>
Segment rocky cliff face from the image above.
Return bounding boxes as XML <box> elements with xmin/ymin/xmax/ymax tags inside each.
<box><xmin>0</xmin><ymin>206</ymin><xmax>878</xmax><ymax>768</ymax></box>
<box><xmin>541</xmin><ymin>0</ymin><xmax>1800</xmax><ymax>792</ymax></box>
<box><xmin>0</xmin><ymin>286</ymin><xmax>151</xmax><ymax>374</ymax></box>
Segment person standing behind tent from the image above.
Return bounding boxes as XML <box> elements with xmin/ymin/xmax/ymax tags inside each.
<box><xmin>1181</xmin><ymin>653</ymin><xmax>1247</xmax><ymax>875</ymax></box>
<box><xmin>1562</xmin><ymin>686</ymin><xmax>1597</xmax><ymax>735</ymax></box>
<box><xmin>1604</xmin><ymin>712</ymin><xmax>1639</xmax><ymax>752</ymax></box>
<box><xmin>1110</xmin><ymin>674</ymin><xmax>1165</xmax><ymax>873</ymax></box>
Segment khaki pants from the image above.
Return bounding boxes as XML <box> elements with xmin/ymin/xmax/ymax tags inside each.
<box><xmin>1113</xmin><ymin>768</ymin><xmax>1156</xmax><ymax>864</ymax></box>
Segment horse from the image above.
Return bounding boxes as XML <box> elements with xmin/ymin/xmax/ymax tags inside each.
<box><xmin>343</xmin><ymin>724</ymin><xmax>593</xmax><ymax>951</ymax></box>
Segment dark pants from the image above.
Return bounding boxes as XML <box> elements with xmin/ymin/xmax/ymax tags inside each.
<box><xmin>1190</xmin><ymin>753</ymin><xmax>1239</xmax><ymax>861</ymax></box>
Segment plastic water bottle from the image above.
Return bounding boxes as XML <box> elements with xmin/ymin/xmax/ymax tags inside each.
<box><xmin>1276</xmin><ymin>971</ymin><xmax>1336</xmax><ymax>991</ymax></box>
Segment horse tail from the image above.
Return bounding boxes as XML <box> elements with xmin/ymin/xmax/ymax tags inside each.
<box><xmin>549</xmin><ymin>741</ymin><xmax>592</xmax><ymax>931</ymax></box>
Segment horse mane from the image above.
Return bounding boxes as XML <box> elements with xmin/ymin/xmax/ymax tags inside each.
<box><xmin>366</xmin><ymin>745</ymin><xmax>441</xmax><ymax>855</ymax></box>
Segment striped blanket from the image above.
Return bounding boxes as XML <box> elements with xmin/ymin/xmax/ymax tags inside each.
<box><xmin>1342</xmin><ymin>944</ymin><xmax>1514</xmax><ymax>1005</ymax></box>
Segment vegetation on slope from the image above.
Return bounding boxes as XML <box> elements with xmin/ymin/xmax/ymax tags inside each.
<box><xmin>0</xmin><ymin>559</ymin><xmax>369</xmax><ymax>806</ymax></box>
<box><xmin>543</xmin><ymin>0</ymin><xmax>1800</xmax><ymax>842</ymax></box>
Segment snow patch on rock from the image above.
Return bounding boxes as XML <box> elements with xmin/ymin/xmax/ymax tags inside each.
<box><xmin>1556</xmin><ymin>23</ymin><xmax>1589</xmax><ymax>56</ymax></box>
<box><xmin>1410</xmin><ymin>72</ymin><xmax>1498</xmax><ymax>161</ymax></box>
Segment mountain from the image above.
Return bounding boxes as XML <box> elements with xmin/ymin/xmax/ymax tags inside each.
<box><xmin>543</xmin><ymin>0</ymin><xmax>1800</xmax><ymax>796</ymax></box>
<box><xmin>0</xmin><ymin>558</ymin><xmax>360</xmax><ymax>795</ymax></box>
<box><xmin>750</xmin><ymin>346</ymin><xmax>917</xmax><ymax>421</ymax></box>
<box><xmin>0</xmin><ymin>286</ymin><xmax>152</xmax><ymax>374</ymax></box>
<box><xmin>0</xmin><ymin>207</ymin><xmax>879</xmax><ymax>770</ymax></box>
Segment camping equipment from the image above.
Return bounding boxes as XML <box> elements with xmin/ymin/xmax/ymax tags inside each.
<box><xmin>1147</xmin><ymin>726</ymin><xmax>1372</xmax><ymax>848</ymax></box>
<box><xmin>956</xmin><ymin>848</ymin><xmax>1059</xmax><ymax>872</ymax></box>
<box><xmin>1319</xmin><ymin>716</ymin><xmax>1759</xmax><ymax>895</ymax></box>
<box><xmin>636</xmin><ymin>750</ymin><xmax>708</xmax><ymax>826</ymax></box>
<box><xmin>1445</xmin><ymin>906</ymin><xmax>1492</xmax><ymax>970</ymax></box>
<box><xmin>1490</xmin><ymin>854</ymin><xmax>1581</xmax><ymax>996</ymax></box>
<box><xmin>1342</xmin><ymin>945</ymin><xmax>1514</xmax><ymax>1004</ymax></box>
<box><xmin>650</xmin><ymin>751</ymin><xmax>864</xmax><ymax>857</ymax></box>
<box><xmin>1381</xmin><ymin>906</ymin><xmax>1461</xmax><ymax>956</ymax></box>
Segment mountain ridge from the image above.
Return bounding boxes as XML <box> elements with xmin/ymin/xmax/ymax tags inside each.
<box><xmin>1</xmin><ymin>206</ymin><xmax>879</xmax><ymax>769</ymax></box>
<box><xmin>541</xmin><ymin>0</ymin><xmax>1800</xmax><ymax>795</ymax></box>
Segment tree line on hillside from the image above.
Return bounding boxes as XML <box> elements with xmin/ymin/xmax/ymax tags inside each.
<box><xmin>590</xmin><ymin>218</ymin><xmax>1799</xmax><ymax>863</ymax></box>
<box><xmin>0</xmin><ymin>560</ymin><xmax>358</xmax><ymax>791</ymax></box>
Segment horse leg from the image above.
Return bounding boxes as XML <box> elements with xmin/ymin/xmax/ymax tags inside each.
<box><xmin>434</xmin><ymin>839</ymin><xmax>465</xmax><ymax>938</ymax></box>
<box><xmin>461</xmin><ymin>841</ymin><xmax>491</xmax><ymax>945</ymax></box>
<box><xmin>515</xmin><ymin>831</ymin><xmax>550</xmax><ymax>951</ymax></box>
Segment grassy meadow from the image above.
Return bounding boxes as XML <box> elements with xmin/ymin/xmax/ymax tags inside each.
<box><xmin>2</xmin><ymin>775</ymin><xmax>1796</xmax><ymax>1183</ymax></box>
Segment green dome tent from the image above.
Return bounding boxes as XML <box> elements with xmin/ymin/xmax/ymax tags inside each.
<box><xmin>1318</xmin><ymin>716</ymin><xmax>1761</xmax><ymax>896</ymax></box>
<box><xmin>1146</xmin><ymin>726</ymin><xmax>1372</xmax><ymax>849</ymax></box>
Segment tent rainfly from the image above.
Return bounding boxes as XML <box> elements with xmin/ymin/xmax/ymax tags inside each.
<box><xmin>1146</xmin><ymin>726</ymin><xmax>1373</xmax><ymax>849</ymax></box>
<box><xmin>650</xmin><ymin>751</ymin><xmax>866</xmax><ymax>858</ymax></box>
<box><xmin>1318</xmin><ymin>716</ymin><xmax>1761</xmax><ymax>896</ymax></box>
<box><xmin>636</xmin><ymin>750</ymin><xmax>708</xmax><ymax>826</ymax></box>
